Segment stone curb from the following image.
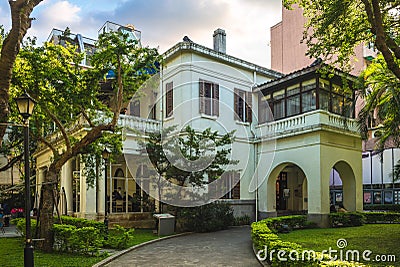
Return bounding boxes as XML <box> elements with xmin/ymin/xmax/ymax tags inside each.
<box><xmin>92</xmin><ymin>232</ymin><xmax>193</xmax><ymax>267</ymax></box>
<box><xmin>252</xmin><ymin>244</ymin><xmax>269</xmax><ymax>267</ymax></box>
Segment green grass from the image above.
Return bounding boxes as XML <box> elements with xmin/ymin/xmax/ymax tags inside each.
<box><xmin>0</xmin><ymin>229</ymin><xmax>159</xmax><ymax>267</ymax></box>
<box><xmin>278</xmin><ymin>224</ymin><xmax>400</xmax><ymax>266</ymax></box>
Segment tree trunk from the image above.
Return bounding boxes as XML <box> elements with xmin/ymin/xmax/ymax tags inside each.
<box><xmin>36</xmin><ymin>165</ymin><xmax>58</xmax><ymax>252</ymax></box>
<box><xmin>0</xmin><ymin>0</ymin><xmax>43</xmax><ymax>145</ymax></box>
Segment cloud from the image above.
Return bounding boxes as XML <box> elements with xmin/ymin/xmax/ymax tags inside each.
<box><xmin>2</xmin><ymin>0</ymin><xmax>282</xmax><ymax>67</ymax></box>
<box><xmin>27</xmin><ymin>1</ymin><xmax>84</xmax><ymax>42</ymax></box>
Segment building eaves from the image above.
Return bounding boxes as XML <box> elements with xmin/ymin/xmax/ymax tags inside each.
<box><xmin>162</xmin><ymin>41</ymin><xmax>283</xmax><ymax>79</ymax></box>
<box><xmin>255</xmin><ymin>63</ymin><xmax>357</xmax><ymax>91</ymax></box>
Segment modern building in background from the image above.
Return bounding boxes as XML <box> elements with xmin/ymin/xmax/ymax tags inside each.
<box><xmin>270</xmin><ymin>4</ymin><xmax>400</xmax><ymax>207</ymax></box>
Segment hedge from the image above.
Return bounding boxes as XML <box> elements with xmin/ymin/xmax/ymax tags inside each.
<box><xmin>251</xmin><ymin>218</ymin><xmax>366</xmax><ymax>267</ymax></box>
<box><xmin>364</xmin><ymin>204</ymin><xmax>400</xmax><ymax>212</ymax></box>
<box><xmin>363</xmin><ymin>212</ymin><xmax>400</xmax><ymax>224</ymax></box>
<box><xmin>328</xmin><ymin>212</ymin><xmax>366</xmax><ymax>228</ymax></box>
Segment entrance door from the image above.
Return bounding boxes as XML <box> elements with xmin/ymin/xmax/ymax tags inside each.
<box><xmin>276</xmin><ymin>172</ymin><xmax>288</xmax><ymax>210</ymax></box>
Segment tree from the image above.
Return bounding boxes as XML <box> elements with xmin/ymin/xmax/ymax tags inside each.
<box><xmin>141</xmin><ymin>125</ymin><xmax>237</xmax><ymax>208</ymax></box>
<box><xmin>11</xmin><ymin>30</ymin><xmax>160</xmax><ymax>251</ymax></box>
<box><xmin>357</xmin><ymin>55</ymin><xmax>400</xmax><ymax>147</ymax></box>
<box><xmin>284</xmin><ymin>0</ymin><xmax>400</xmax><ymax>80</ymax></box>
<box><xmin>0</xmin><ymin>0</ymin><xmax>43</xmax><ymax>146</ymax></box>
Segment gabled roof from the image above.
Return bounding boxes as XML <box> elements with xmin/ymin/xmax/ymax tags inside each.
<box><xmin>163</xmin><ymin>41</ymin><xmax>283</xmax><ymax>79</ymax></box>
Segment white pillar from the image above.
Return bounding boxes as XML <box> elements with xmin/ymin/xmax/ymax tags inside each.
<box><xmin>79</xmin><ymin>158</ymin><xmax>97</xmax><ymax>219</ymax></box>
<box><xmin>62</xmin><ymin>159</ymin><xmax>74</xmax><ymax>216</ymax></box>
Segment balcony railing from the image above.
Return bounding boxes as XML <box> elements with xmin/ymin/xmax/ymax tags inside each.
<box><xmin>118</xmin><ymin>115</ymin><xmax>161</xmax><ymax>133</ymax></box>
<box><xmin>256</xmin><ymin>110</ymin><xmax>359</xmax><ymax>140</ymax></box>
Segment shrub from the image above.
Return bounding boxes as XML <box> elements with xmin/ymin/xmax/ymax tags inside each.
<box><xmin>55</xmin><ymin>216</ymin><xmax>105</xmax><ymax>234</ymax></box>
<box><xmin>261</xmin><ymin>215</ymin><xmax>314</xmax><ymax>233</ymax></box>
<box><xmin>104</xmin><ymin>225</ymin><xmax>135</xmax><ymax>249</ymax></box>
<box><xmin>328</xmin><ymin>212</ymin><xmax>365</xmax><ymax>227</ymax></box>
<box><xmin>251</xmin><ymin>219</ymin><xmax>365</xmax><ymax>266</ymax></box>
<box><xmin>233</xmin><ymin>215</ymin><xmax>251</xmax><ymax>226</ymax></box>
<box><xmin>364</xmin><ymin>212</ymin><xmax>400</xmax><ymax>223</ymax></box>
<box><xmin>12</xmin><ymin>218</ymin><xmax>37</xmax><ymax>236</ymax></box>
<box><xmin>178</xmin><ymin>202</ymin><xmax>234</xmax><ymax>232</ymax></box>
<box><xmin>364</xmin><ymin>204</ymin><xmax>400</xmax><ymax>212</ymax></box>
<box><xmin>69</xmin><ymin>227</ymin><xmax>103</xmax><ymax>255</ymax></box>
<box><xmin>53</xmin><ymin>224</ymin><xmax>103</xmax><ymax>255</ymax></box>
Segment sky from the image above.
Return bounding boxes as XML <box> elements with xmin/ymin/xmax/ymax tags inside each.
<box><xmin>0</xmin><ymin>0</ymin><xmax>282</xmax><ymax>68</ymax></box>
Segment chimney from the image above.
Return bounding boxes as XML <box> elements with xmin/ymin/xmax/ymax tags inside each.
<box><xmin>213</xmin><ymin>28</ymin><xmax>226</xmax><ymax>54</ymax></box>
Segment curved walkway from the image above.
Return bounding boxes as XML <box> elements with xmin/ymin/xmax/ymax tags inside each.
<box><xmin>103</xmin><ymin>226</ymin><xmax>260</xmax><ymax>267</ymax></box>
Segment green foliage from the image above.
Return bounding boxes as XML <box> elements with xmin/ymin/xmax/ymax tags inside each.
<box><xmin>104</xmin><ymin>225</ymin><xmax>135</xmax><ymax>249</ymax></box>
<box><xmin>364</xmin><ymin>204</ymin><xmax>400</xmax><ymax>212</ymax></box>
<box><xmin>143</xmin><ymin>126</ymin><xmax>237</xmax><ymax>189</ymax></box>
<box><xmin>54</xmin><ymin>215</ymin><xmax>106</xmax><ymax>233</ymax></box>
<box><xmin>328</xmin><ymin>212</ymin><xmax>366</xmax><ymax>227</ymax></box>
<box><xmin>251</xmin><ymin>219</ymin><xmax>365</xmax><ymax>266</ymax></box>
<box><xmin>69</xmin><ymin>227</ymin><xmax>103</xmax><ymax>255</ymax></box>
<box><xmin>233</xmin><ymin>214</ymin><xmax>251</xmax><ymax>226</ymax></box>
<box><xmin>363</xmin><ymin>212</ymin><xmax>400</xmax><ymax>224</ymax></box>
<box><xmin>177</xmin><ymin>202</ymin><xmax>234</xmax><ymax>232</ymax></box>
<box><xmin>357</xmin><ymin>54</ymin><xmax>400</xmax><ymax>147</ymax></box>
<box><xmin>12</xmin><ymin>218</ymin><xmax>37</xmax><ymax>236</ymax></box>
<box><xmin>260</xmin><ymin>215</ymin><xmax>315</xmax><ymax>233</ymax></box>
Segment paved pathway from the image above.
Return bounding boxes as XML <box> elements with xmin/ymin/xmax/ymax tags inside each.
<box><xmin>0</xmin><ymin>224</ymin><xmax>21</xmax><ymax>238</ymax></box>
<box><xmin>104</xmin><ymin>226</ymin><xmax>260</xmax><ymax>267</ymax></box>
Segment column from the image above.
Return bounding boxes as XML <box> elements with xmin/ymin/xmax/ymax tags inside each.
<box><xmin>79</xmin><ymin>158</ymin><xmax>97</xmax><ymax>219</ymax></box>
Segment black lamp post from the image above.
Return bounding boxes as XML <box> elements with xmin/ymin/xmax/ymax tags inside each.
<box><xmin>102</xmin><ymin>148</ymin><xmax>111</xmax><ymax>239</ymax></box>
<box><xmin>15</xmin><ymin>92</ymin><xmax>36</xmax><ymax>267</ymax></box>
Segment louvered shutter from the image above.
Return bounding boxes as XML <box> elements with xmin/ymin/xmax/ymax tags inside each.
<box><xmin>246</xmin><ymin>91</ymin><xmax>252</xmax><ymax>123</ymax></box>
<box><xmin>199</xmin><ymin>80</ymin><xmax>205</xmax><ymax>114</ymax></box>
<box><xmin>166</xmin><ymin>82</ymin><xmax>173</xmax><ymax>117</ymax></box>
<box><xmin>213</xmin><ymin>84</ymin><xmax>219</xmax><ymax>116</ymax></box>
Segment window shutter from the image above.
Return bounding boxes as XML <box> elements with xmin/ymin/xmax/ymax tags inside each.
<box><xmin>166</xmin><ymin>82</ymin><xmax>173</xmax><ymax>117</ymax></box>
<box><xmin>246</xmin><ymin>91</ymin><xmax>252</xmax><ymax>123</ymax></box>
<box><xmin>234</xmin><ymin>89</ymin><xmax>240</xmax><ymax>121</ymax></box>
<box><xmin>199</xmin><ymin>80</ymin><xmax>205</xmax><ymax>114</ymax></box>
<box><xmin>232</xmin><ymin>172</ymin><xmax>241</xmax><ymax>199</ymax></box>
<box><xmin>213</xmin><ymin>84</ymin><xmax>219</xmax><ymax>116</ymax></box>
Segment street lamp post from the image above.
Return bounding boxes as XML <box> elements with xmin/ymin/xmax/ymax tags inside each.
<box><xmin>102</xmin><ymin>148</ymin><xmax>111</xmax><ymax>239</ymax></box>
<box><xmin>15</xmin><ymin>92</ymin><xmax>36</xmax><ymax>267</ymax></box>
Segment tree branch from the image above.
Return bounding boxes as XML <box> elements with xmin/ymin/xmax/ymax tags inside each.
<box><xmin>47</xmin><ymin>110</ymin><xmax>72</xmax><ymax>154</ymax></box>
<box><xmin>363</xmin><ymin>0</ymin><xmax>400</xmax><ymax>80</ymax></box>
<box><xmin>0</xmin><ymin>153</ymin><xmax>23</xmax><ymax>172</ymax></box>
<box><xmin>81</xmin><ymin>108</ymin><xmax>95</xmax><ymax>128</ymax></box>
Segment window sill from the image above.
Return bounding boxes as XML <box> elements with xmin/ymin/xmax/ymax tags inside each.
<box><xmin>200</xmin><ymin>114</ymin><xmax>218</xmax><ymax>120</ymax></box>
<box><xmin>235</xmin><ymin>120</ymin><xmax>250</xmax><ymax>126</ymax></box>
<box><xmin>163</xmin><ymin>116</ymin><xmax>174</xmax><ymax>122</ymax></box>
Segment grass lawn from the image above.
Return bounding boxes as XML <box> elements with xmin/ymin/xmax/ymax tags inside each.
<box><xmin>0</xmin><ymin>229</ymin><xmax>159</xmax><ymax>267</ymax></box>
<box><xmin>278</xmin><ymin>224</ymin><xmax>400</xmax><ymax>266</ymax></box>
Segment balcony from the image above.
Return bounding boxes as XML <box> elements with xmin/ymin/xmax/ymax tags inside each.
<box><xmin>256</xmin><ymin>110</ymin><xmax>359</xmax><ymax>140</ymax></box>
<box><xmin>118</xmin><ymin>115</ymin><xmax>161</xmax><ymax>133</ymax></box>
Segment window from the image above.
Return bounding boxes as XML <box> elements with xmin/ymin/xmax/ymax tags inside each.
<box><xmin>165</xmin><ymin>82</ymin><xmax>173</xmax><ymax>118</ymax></box>
<box><xmin>199</xmin><ymin>79</ymin><xmax>219</xmax><ymax>116</ymax></box>
<box><xmin>302</xmin><ymin>90</ymin><xmax>316</xmax><ymax>112</ymax></box>
<box><xmin>301</xmin><ymin>80</ymin><xmax>316</xmax><ymax>112</ymax></box>
<box><xmin>286</xmin><ymin>84</ymin><xmax>300</xmax><ymax>116</ymax></box>
<box><xmin>221</xmin><ymin>172</ymin><xmax>240</xmax><ymax>199</ymax></box>
<box><xmin>272</xmin><ymin>89</ymin><xmax>285</xmax><ymax>120</ymax></box>
<box><xmin>234</xmin><ymin>89</ymin><xmax>252</xmax><ymax>122</ymax></box>
<box><xmin>128</xmin><ymin>100</ymin><xmax>140</xmax><ymax>117</ymax></box>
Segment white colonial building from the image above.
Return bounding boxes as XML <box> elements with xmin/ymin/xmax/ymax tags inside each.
<box><xmin>33</xmin><ymin>22</ymin><xmax>388</xmax><ymax>228</ymax></box>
